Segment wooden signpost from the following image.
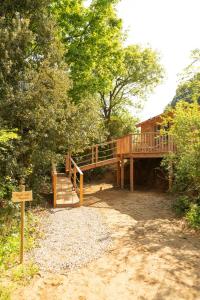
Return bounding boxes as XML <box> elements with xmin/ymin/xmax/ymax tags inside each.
<box><xmin>12</xmin><ymin>185</ymin><xmax>32</xmax><ymax>264</ymax></box>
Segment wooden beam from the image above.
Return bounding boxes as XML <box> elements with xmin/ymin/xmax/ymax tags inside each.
<box><xmin>117</xmin><ymin>161</ymin><xmax>121</xmax><ymax>187</ymax></box>
<box><xmin>121</xmin><ymin>158</ymin><xmax>124</xmax><ymax>189</ymax></box>
<box><xmin>130</xmin><ymin>157</ymin><xmax>134</xmax><ymax>192</ymax></box>
<box><xmin>80</xmin><ymin>157</ymin><xmax>119</xmax><ymax>171</ymax></box>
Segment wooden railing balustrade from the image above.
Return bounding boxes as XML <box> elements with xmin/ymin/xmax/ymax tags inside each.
<box><xmin>66</xmin><ymin>156</ymin><xmax>84</xmax><ymax>206</ymax></box>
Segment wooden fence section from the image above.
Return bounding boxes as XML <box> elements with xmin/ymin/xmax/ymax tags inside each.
<box><xmin>66</xmin><ymin>156</ymin><xmax>84</xmax><ymax>205</ymax></box>
<box><xmin>130</xmin><ymin>132</ymin><xmax>175</xmax><ymax>153</ymax></box>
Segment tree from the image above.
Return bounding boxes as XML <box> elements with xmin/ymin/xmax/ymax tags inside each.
<box><xmin>0</xmin><ymin>1</ymin><xmax>101</xmax><ymax>189</ymax></box>
<box><xmin>52</xmin><ymin>0</ymin><xmax>163</xmax><ymax>138</ymax></box>
<box><xmin>162</xmin><ymin>101</ymin><xmax>200</xmax><ymax>228</ymax></box>
<box><xmin>171</xmin><ymin>49</ymin><xmax>200</xmax><ymax>107</ymax></box>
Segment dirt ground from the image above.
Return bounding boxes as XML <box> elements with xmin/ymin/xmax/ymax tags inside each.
<box><xmin>14</xmin><ymin>182</ymin><xmax>200</xmax><ymax>300</ymax></box>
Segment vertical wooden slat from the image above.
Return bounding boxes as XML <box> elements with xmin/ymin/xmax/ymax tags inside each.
<box><xmin>80</xmin><ymin>174</ymin><xmax>84</xmax><ymax>206</ymax></box>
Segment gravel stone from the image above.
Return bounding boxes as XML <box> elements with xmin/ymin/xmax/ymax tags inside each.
<box><xmin>28</xmin><ymin>207</ymin><xmax>112</xmax><ymax>272</ymax></box>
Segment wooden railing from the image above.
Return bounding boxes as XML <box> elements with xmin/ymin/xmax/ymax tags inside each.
<box><xmin>70</xmin><ymin>132</ymin><xmax>175</xmax><ymax>171</ymax></box>
<box><xmin>116</xmin><ymin>132</ymin><xmax>175</xmax><ymax>154</ymax></box>
<box><xmin>130</xmin><ymin>132</ymin><xmax>175</xmax><ymax>153</ymax></box>
<box><xmin>73</xmin><ymin>140</ymin><xmax>118</xmax><ymax>168</ymax></box>
<box><xmin>66</xmin><ymin>155</ymin><xmax>84</xmax><ymax>205</ymax></box>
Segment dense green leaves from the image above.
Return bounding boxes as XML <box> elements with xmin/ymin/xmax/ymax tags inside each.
<box><xmin>52</xmin><ymin>0</ymin><xmax>163</xmax><ymax>138</ymax></box>
<box><xmin>0</xmin><ymin>0</ymin><xmax>101</xmax><ymax>190</ymax></box>
<box><xmin>162</xmin><ymin>101</ymin><xmax>200</xmax><ymax>227</ymax></box>
<box><xmin>171</xmin><ymin>49</ymin><xmax>200</xmax><ymax>107</ymax></box>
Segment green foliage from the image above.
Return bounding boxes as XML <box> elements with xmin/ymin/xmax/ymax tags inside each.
<box><xmin>163</xmin><ymin>101</ymin><xmax>200</xmax><ymax>195</ymax></box>
<box><xmin>0</xmin><ymin>130</ymin><xmax>18</xmax><ymax>144</ymax></box>
<box><xmin>0</xmin><ymin>209</ymin><xmax>40</xmax><ymax>271</ymax></box>
<box><xmin>186</xmin><ymin>204</ymin><xmax>200</xmax><ymax>229</ymax></box>
<box><xmin>162</xmin><ymin>100</ymin><xmax>200</xmax><ymax>229</ymax></box>
<box><xmin>171</xmin><ymin>73</ymin><xmax>200</xmax><ymax>107</ymax></box>
<box><xmin>0</xmin><ymin>0</ymin><xmax>102</xmax><ymax>192</ymax></box>
<box><xmin>11</xmin><ymin>263</ymin><xmax>39</xmax><ymax>285</ymax></box>
<box><xmin>173</xmin><ymin>195</ymin><xmax>190</xmax><ymax>215</ymax></box>
<box><xmin>106</xmin><ymin>110</ymin><xmax>138</xmax><ymax>138</ymax></box>
<box><xmin>171</xmin><ymin>49</ymin><xmax>200</xmax><ymax>107</ymax></box>
<box><xmin>0</xmin><ymin>284</ymin><xmax>12</xmax><ymax>300</ymax></box>
<box><xmin>52</xmin><ymin>0</ymin><xmax>163</xmax><ymax>138</ymax></box>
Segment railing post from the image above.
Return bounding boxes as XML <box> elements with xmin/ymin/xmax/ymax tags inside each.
<box><xmin>53</xmin><ymin>172</ymin><xmax>57</xmax><ymax>208</ymax></box>
<box><xmin>69</xmin><ymin>154</ymin><xmax>72</xmax><ymax>180</ymax></box>
<box><xmin>73</xmin><ymin>167</ymin><xmax>77</xmax><ymax>191</ymax></box>
<box><xmin>80</xmin><ymin>173</ymin><xmax>84</xmax><ymax>206</ymax></box>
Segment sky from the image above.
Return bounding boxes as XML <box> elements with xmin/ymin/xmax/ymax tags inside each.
<box><xmin>117</xmin><ymin>0</ymin><xmax>200</xmax><ymax>120</ymax></box>
<box><xmin>85</xmin><ymin>0</ymin><xmax>200</xmax><ymax>121</ymax></box>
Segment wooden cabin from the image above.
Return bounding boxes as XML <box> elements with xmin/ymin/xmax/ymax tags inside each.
<box><xmin>52</xmin><ymin>113</ymin><xmax>174</xmax><ymax>207</ymax></box>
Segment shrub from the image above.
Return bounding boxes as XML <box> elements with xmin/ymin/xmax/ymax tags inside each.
<box><xmin>11</xmin><ymin>263</ymin><xmax>39</xmax><ymax>285</ymax></box>
<box><xmin>173</xmin><ymin>195</ymin><xmax>190</xmax><ymax>215</ymax></box>
<box><xmin>186</xmin><ymin>204</ymin><xmax>200</xmax><ymax>229</ymax></box>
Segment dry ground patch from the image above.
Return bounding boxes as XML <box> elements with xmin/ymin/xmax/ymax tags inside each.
<box><xmin>13</xmin><ymin>182</ymin><xmax>200</xmax><ymax>300</ymax></box>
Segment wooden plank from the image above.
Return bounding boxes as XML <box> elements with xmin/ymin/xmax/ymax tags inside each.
<box><xmin>12</xmin><ymin>191</ymin><xmax>32</xmax><ymax>202</ymax></box>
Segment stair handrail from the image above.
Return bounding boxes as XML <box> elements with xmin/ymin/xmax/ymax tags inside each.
<box><xmin>66</xmin><ymin>155</ymin><xmax>84</xmax><ymax>206</ymax></box>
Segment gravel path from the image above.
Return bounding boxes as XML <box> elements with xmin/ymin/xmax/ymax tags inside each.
<box><xmin>28</xmin><ymin>207</ymin><xmax>112</xmax><ymax>272</ymax></box>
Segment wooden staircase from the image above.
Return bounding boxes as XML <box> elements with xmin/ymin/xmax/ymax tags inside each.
<box><xmin>55</xmin><ymin>173</ymin><xmax>79</xmax><ymax>207</ymax></box>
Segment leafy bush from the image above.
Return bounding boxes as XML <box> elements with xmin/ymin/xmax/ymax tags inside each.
<box><xmin>186</xmin><ymin>204</ymin><xmax>200</xmax><ymax>229</ymax></box>
<box><xmin>162</xmin><ymin>101</ymin><xmax>200</xmax><ymax>228</ymax></box>
<box><xmin>173</xmin><ymin>195</ymin><xmax>190</xmax><ymax>215</ymax></box>
<box><xmin>0</xmin><ymin>284</ymin><xmax>12</xmax><ymax>300</ymax></box>
<box><xmin>11</xmin><ymin>263</ymin><xmax>39</xmax><ymax>285</ymax></box>
<box><xmin>0</xmin><ymin>209</ymin><xmax>40</xmax><ymax>271</ymax></box>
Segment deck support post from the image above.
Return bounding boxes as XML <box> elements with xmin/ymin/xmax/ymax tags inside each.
<box><xmin>130</xmin><ymin>157</ymin><xmax>134</xmax><ymax>192</ymax></box>
<box><xmin>168</xmin><ymin>161</ymin><xmax>173</xmax><ymax>192</ymax></box>
<box><xmin>121</xmin><ymin>158</ymin><xmax>124</xmax><ymax>189</ymax></box>
<box><xmin>116</xmin><ymin>161</ymin><xmax>121</xmax><ymax>187</ymax></box>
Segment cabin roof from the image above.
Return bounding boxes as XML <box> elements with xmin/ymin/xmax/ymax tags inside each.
<box><xmin>136</xmin><ymin>113</ymin><xmax>163</xmax><ymax>127</ymax></box>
